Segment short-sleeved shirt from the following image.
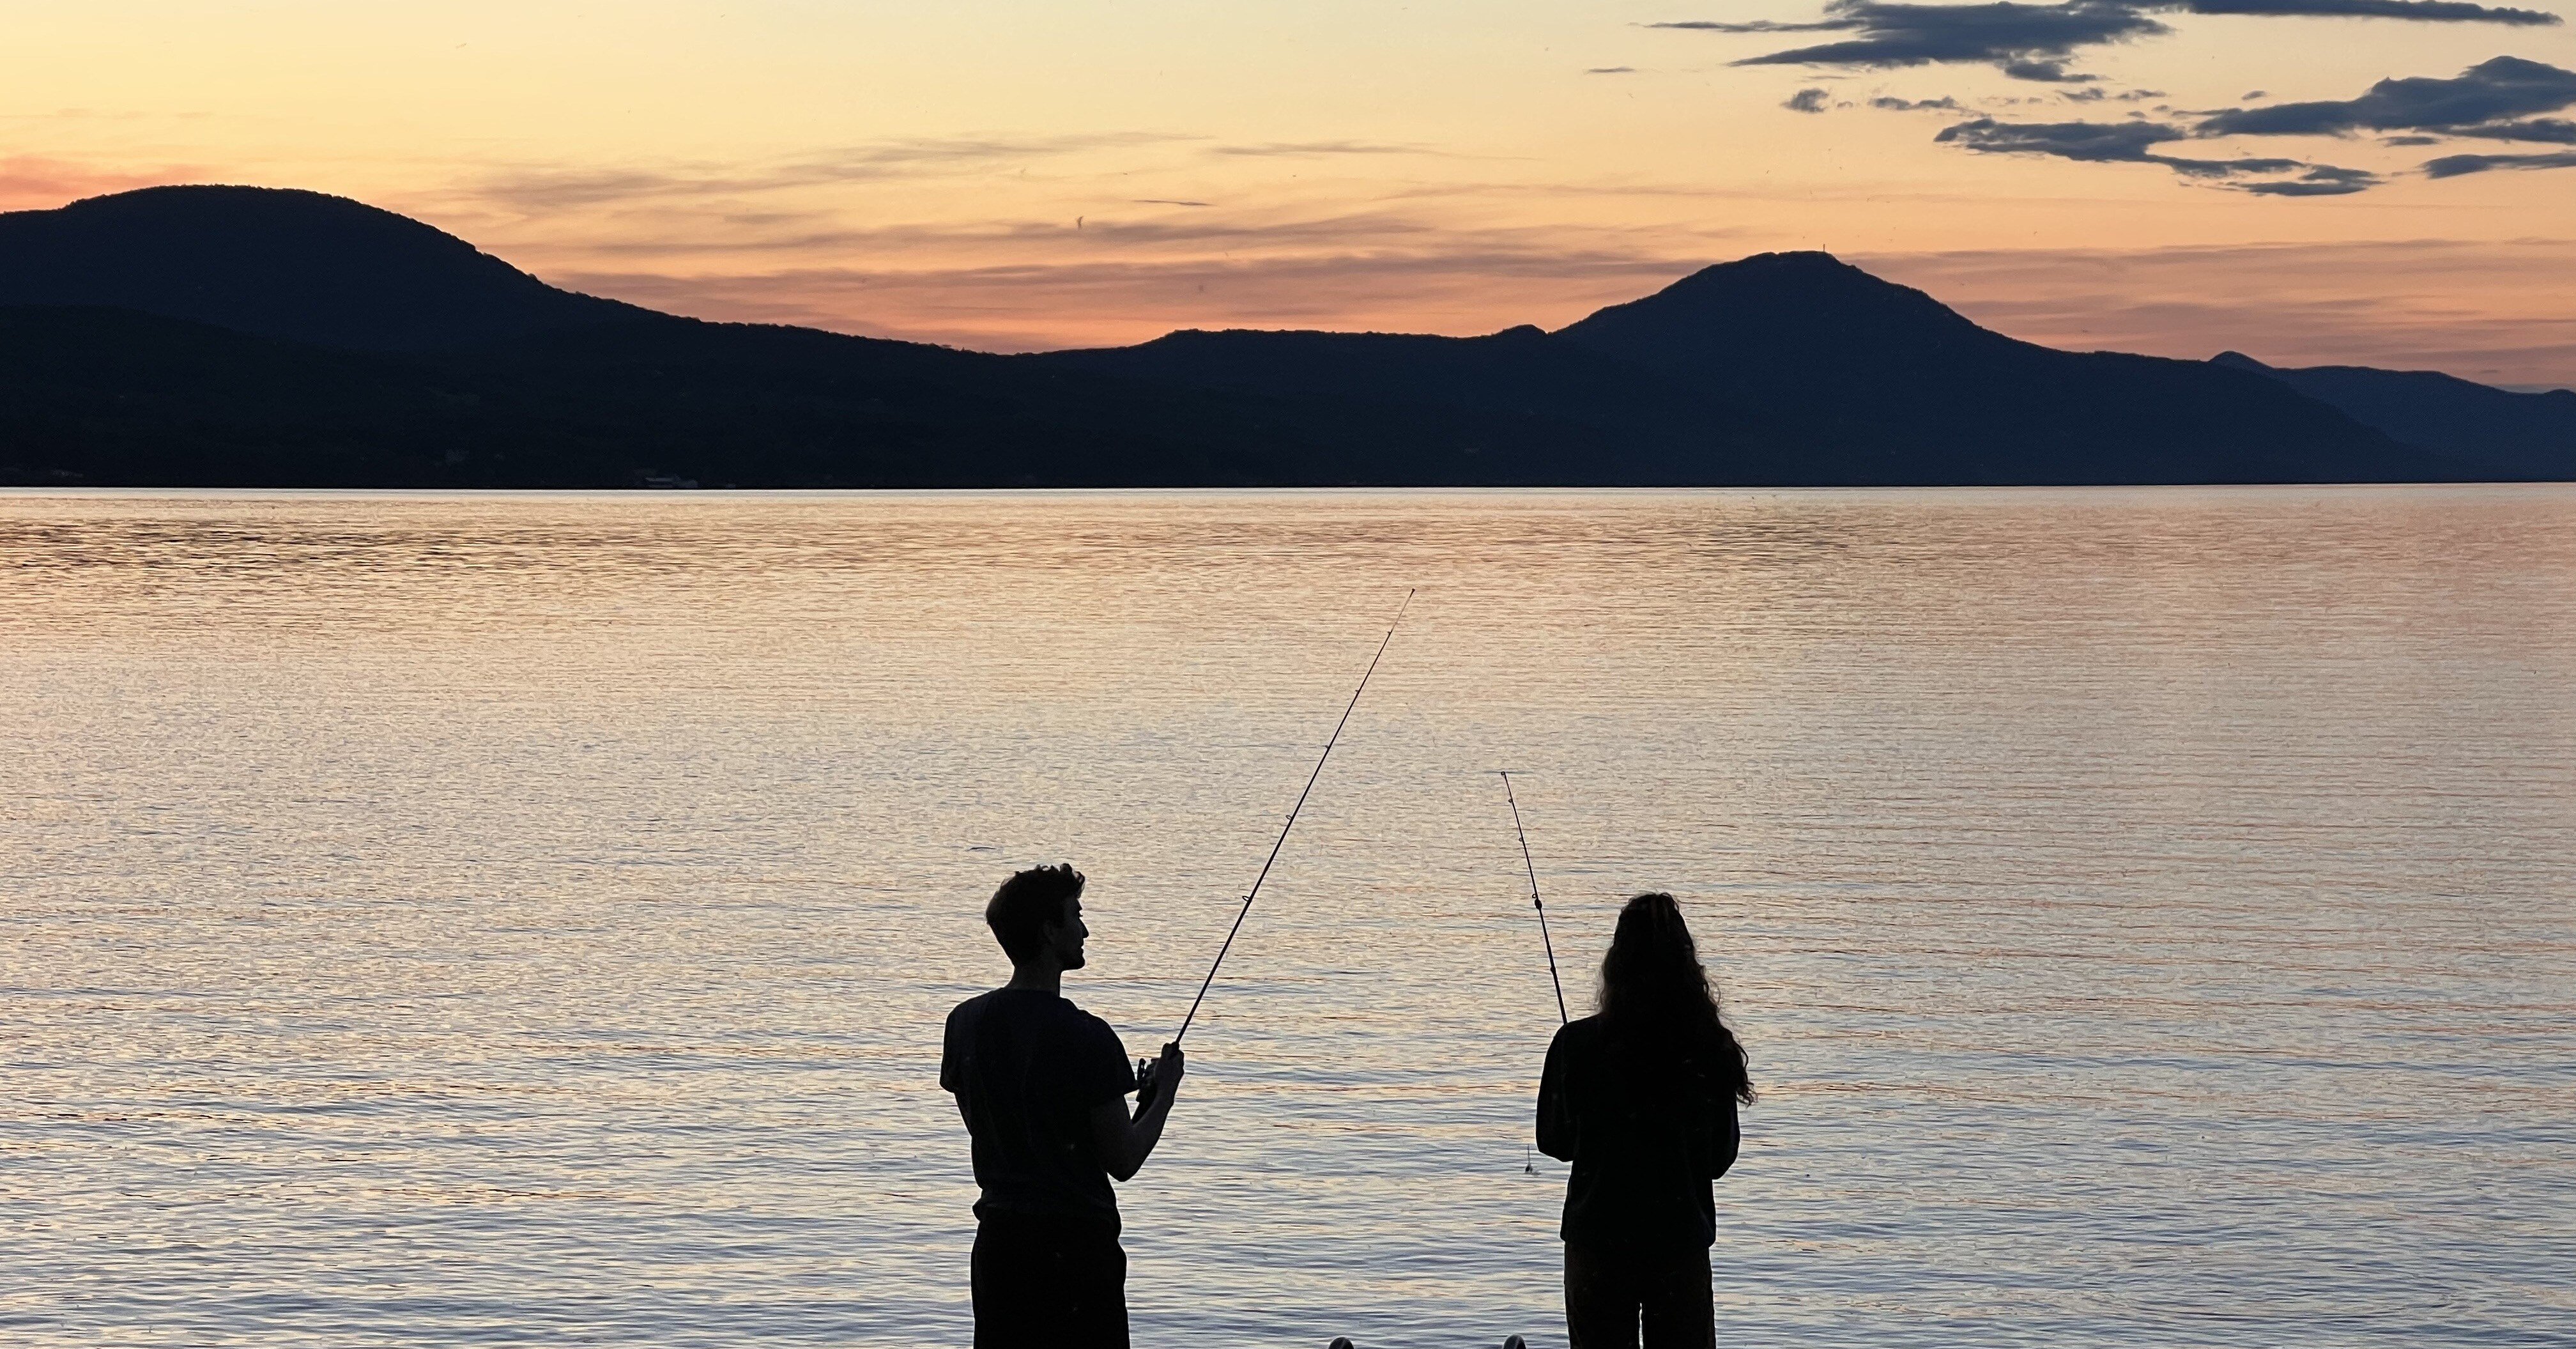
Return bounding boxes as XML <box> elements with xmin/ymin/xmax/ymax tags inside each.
<box><xmin>1537</xmin><ymin>1014</ymin><xmax>1740</xmax><ymax>1252</ymax></box>
<box><xmin>942</xmin><ymin>988</ymin><xmax>1138</xmax><ymax>1231</ymax></box>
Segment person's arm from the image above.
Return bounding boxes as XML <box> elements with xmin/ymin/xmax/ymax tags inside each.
<box><xmin>1089</xmin><ymin>1041</ymin><xmax>1184</xmax><ymax>1182</ymax></box>
<box><xmin>1708</xmin><ymin>1092</ymin><xmax>1740</xmax><ymax>1180</ymax></box>
<box><xmin>1536</xmin><ymin>1029</ymin><xmax>1576</xmax><ymax>1162</ymax></box>
<box><xmin>940</xmin><ymin>1013</ymin><xmax>973</xmax><ymax>1132</ymax></box>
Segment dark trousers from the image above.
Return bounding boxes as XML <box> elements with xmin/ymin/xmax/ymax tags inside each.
<box><xmin>971</xmin><ymin>1215</ymin><xmax>1130</xmax><ymax>1349</ymax></box>
<box><xmin>1565</xmin><ymin>1242</ymin><xmax>1714</xmax><ymax>1349</ymax></box>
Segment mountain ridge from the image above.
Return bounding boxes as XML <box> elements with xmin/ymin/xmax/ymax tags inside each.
<box><xmin>0</xmin><ymin>185</ymin><xmax>2563</xmax><ymax>487</ymax></box>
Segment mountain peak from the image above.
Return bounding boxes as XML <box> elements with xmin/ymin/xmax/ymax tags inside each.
<box><xmin>0</xmin><ymin>183</ymin><xmax>642</xmax><ymax>350</ymax></box>
<box><xmin>1553</xmin><ymin>249</ymin><xmax>2004</xmax><ymax>378</ymax></box>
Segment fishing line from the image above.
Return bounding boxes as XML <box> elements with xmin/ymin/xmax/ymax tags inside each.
<box><xmin>1170</xmin><ymin>589</ymin><xmax>1416</xmax><ymax>1047</ymax></box>
<box><xmin>1498</xmin><ymin>770</ymin><xmax>1568</xmax><ymax>1026</ymax></box>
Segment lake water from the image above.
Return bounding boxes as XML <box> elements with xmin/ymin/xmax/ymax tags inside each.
<box><xmin>3</xmin><ymin>488</ymin><xmax>2572</xmax><ymax>1349</ymax></box>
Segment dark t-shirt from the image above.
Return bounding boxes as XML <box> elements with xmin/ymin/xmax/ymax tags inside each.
<box><xmin>941</xmin><ymin>988</ymin><xmax>1138</xmax><ymax>1231</ymax></box>
<box><xmin>1536</xmin><ymin>1014</ymin><xmax>1740</xmax><ymax>1251</ymax></box>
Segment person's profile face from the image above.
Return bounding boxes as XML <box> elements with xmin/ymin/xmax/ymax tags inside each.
<box><xmin>1045</xmin><ymin>895</ymin><xmax>1090</xmax><ymax>971</ymax></box>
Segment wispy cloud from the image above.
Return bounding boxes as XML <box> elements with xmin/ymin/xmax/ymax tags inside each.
<box><xmin>2423</xmin><ymin>147</ymin><xmax>2576</xmax><ymax>173</ymax></box>
<box><xmin>1786</xmin><ymin>88</ymin><xmax>1836</xmax><ymax>111</ymax></box>
<box><xmin>1890</xmin><ymin>56</ymin><xmax>2576</xmax><ymax>194</ymax></box>
<box><xmin>1655</xmin><ymin>0</ymin><xmax>2558</xmax><ymax>82</ymax></box>
<box><xmin>470</xmin><ymin>133</ymin><xmax>1197</xmax><ymax>213</ymax></box>
<box><xmin>1932</xmin><ymin>116</ymin><xmax>2381</xmax><ymax>190</ymax></box>
<box><xmin>1667</xmin><ymin>1</ymin><xmax>2168</xmax><ymax>82</ymax></box>
<box><xmin>1208</xmin><ymin>140</ymin><xmax>1443</xmax><ymax>157</ymax></box>
<box><xmin>0</xmin><ymin>154</ymin><xmax>210</xmax><ymax>212</ymax></box>
<box><xmin>2195</xmin><ymin>56</ymin><xmax>2576</xmax><ymax>136</ymax></box>
<box><xmin>542</xmin><ymin>227</ymin><xmax>1729</xmax><ymax>352</ymax></box>
<box><xmin>1858</xmin><ymin>239</ymin><xmax>2576</xmax><ymax>386</ymax></box>
<box><xmin>2457</xmin><ymin>116</ymin><xmax>2576</xmax><ymax>141</ymax></box>
<box><xmin>2182</xmin><ymin>0</ymin><xmax>2556</xmax><ymax>20</ymax></box>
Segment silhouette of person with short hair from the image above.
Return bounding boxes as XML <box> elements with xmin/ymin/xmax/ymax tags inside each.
<box><xmin>942</xmin><ymin>864</ymin><xmax>1184</xmax><ymax>1349</ymax></box>
<box><xmin>1537</xmin><ymin>892</ymin><xmax>1754</xmax><ymax>1349</ymax></box>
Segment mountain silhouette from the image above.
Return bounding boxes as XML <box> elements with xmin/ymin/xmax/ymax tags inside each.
<box><xmin>0</xmin><ymin>185</ymin><xmax>2561</xmax><ymax>487</ymax></box>
<box><xmin>0</xmin><ymin>185</ymin><xmax>646</xmax><ymax>350</ymax></box>
<box><xmin>1050</xmin><ymin>253</ymin><xmax>2464</xmax><ymax>484</ymax></box>
<box><xmin>2212</xmin><ymin>351</ymin><xmax>2576</xmax><ymax>481</ymax></box>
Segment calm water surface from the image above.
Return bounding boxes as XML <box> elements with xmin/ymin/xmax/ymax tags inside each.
<box><xmin>3</xmin><ymin>488</ymin><xmax>2572</xmax><ymax>1348</ymax></box>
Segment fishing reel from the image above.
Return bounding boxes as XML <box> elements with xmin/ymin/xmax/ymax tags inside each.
<box><xmin>1133</xmin><ymin>1040</ymin><xmax>1183</xmax><ymax>1111</ymax></box>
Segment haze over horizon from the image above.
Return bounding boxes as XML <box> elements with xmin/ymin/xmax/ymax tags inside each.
<box><xmin>7</xmin><ymin>1</ymin><xmax>2574</xmax><ymax>385</ymax></box>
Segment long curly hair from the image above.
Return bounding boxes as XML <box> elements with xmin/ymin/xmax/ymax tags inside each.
<box><xmin>1595</xmin><ymin>891</ymin><xmax>1754</xmax><ymax>1104</ymax></box>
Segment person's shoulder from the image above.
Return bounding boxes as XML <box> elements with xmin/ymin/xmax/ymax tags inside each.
<box><xmin>946</xmin><ymin>988</ymin><xmax>1007</xmax><ymax>1028</ymax></box>
<box><xmin>1552</xmin><ymin>1014</ymin><xmax>1609</xmax><ymax>1049</ymax></box>
<box><xmin>1057</xmin><ymin>997</ymin><xmax>1122</xmax><ymax>1042</ymax></box>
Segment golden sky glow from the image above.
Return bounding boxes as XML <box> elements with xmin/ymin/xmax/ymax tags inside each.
<box><xmin>4</xmin><ymin>1</ymin><xmax>2572</xmax><ymax>383</ymax></box>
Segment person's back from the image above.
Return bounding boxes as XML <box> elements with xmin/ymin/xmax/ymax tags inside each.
<box><xmin>944</xmin><ymin>987</ymin><xmax>1134</xmax><ymax>1229</ymax></box>
<box><xmin>1539</xmin><ymin>1015</ymin><xmax>1739</xmax><ymax>1252</ymax></box>
<box><xmin>1535</xmin><ymin>892</ymin><xmax>1752</xmax><ymax>1349</ymax></box>
<box><xmin>941</xmin><ymin>865</ymin><xmax>1184</xmax><ymax>1349</ymax></box>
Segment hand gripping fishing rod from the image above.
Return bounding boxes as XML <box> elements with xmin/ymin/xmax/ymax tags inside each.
<box><xmin>1170</xmin><ymin>590</ymin><xmax>1416</xmax><ymax>1050</ymax></box>
<box><xmin>1498</xmin><ymin>771</ymin><xmax>1568</xmax><ymax>1026</ymax></box>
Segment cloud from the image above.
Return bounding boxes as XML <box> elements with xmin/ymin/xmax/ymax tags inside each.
<box><xmin>2238</xmin><ymin>164</ymin><xmax>2386</xmax><ymax>193</ymax></box>
<box><xmin>1586</xmin><ymin>65</ymin><xmax>1639</xmax><ymax>73</ymax></box>
<box><xmin>1912</xmin><ymin>57</ymin><xmax>2576</xmax><ymax>195</ymax></box>
<box><xmin>1685</xmin><ymin>1</ymin><xmax>2169</xmax><ymax>82</ymax></box>
<box><xmin>1871</xmin><ymin>95</ymin><xmax>1967</xmax><ymax>109</ymax></box>
<box><xmin>0</xmin><ymin>153</ymin><xmax>203</xmax><ymax>211</ymax></box>
<box><xmin>2456</xmin><ymin>116</ymin><xmax>2576</xmax><ymax>140</ymax></box>
<box><xmin>1936</xmin><ymin>116</ymin><xmax>2189</xmax><ymax>160</ymax></box>
<box><xmin>2196</xmin><ymin>56</ymin><xmax>2576</xmax><ymax>135</ymax></box>
<box><xmin>2181</xmin><ymin>0</ymin><xmax>2557</xmax><ymax>20</ymax></box>
<box><xmin>2422</xmin><ymin>147</ymin><xmax>2576</xmax><ymax>173</ymax></box>
<box><xmin>473</xmin><ymin>133</ymin><xmax>1197</xmax><ymax>212</ymax></box>
<box><xmin>1933</xmin><ymin>116</ymin><xmax>2382</xmax><ymax>189</ymax></box>
<box><xmin>1655</xmin><ymin>0</ymin><xmax>2558</xmax><ymax>81</ymax></box>
<box><xmin>1854</xmin><ymin>239</ymin><xmax>2576</xmax><ymax>386</ymax></box>
<box><xmin>1786</xmin><ymin>87</ymin><xmax>1836</xmax><ymax>111</ymax></box>
<box><xmin>1209</xmin><ymin>140</ymin><xmax>1440</xmax><ymax>157</ymax></box>
<box><xmin>540</xmin><ymin>229</ymin><xmax>1726</xmax><ymax>353</ymax></box>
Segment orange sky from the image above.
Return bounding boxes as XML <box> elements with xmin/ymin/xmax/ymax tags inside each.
<box><xmin>4</xmin><ymin>1</ymin><xmax>2572</xmax><ymax>384</ymax></box>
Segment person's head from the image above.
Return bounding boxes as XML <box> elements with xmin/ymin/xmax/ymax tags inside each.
<box><xmin>986</xmin><ymin>863</ymin><xmax>1089</xmax><ymax>974</ymax></box>
<box><xmin>1595</xmin><ymin>891</ymin><xmax>1754</xmax><ymax>1104</ymax></box>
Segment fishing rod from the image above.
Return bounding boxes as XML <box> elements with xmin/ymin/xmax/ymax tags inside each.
<box><xmin>1498</xmin><ymin>770</ymin><xmax>1567</xmax><ymax>1026</ymax></box>
<box><xmin>1170</xmin><ymin>589</ymin><xmax>1417</xmax><ymax>1049</ymax></box>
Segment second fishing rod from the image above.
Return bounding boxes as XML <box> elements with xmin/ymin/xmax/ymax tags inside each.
<box><xmin>1136</xmin><ymin>590</ymin><xmax>1415</xmax><ymax>1105</ymax></box>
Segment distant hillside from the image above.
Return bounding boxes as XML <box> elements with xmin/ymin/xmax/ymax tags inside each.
<box><xmin>2212</xmin><ymin>352</ymin><xmax>2575</xmax><ymax>481</ymax></box>
<box><xmin>0</xmin><ymin>186</ymin><xmax>646</xmax><ymax>350</ymax></box>
<box><xmin>0</xmin><ymin>185</ymin><xmax>2559</xmax><ymax>487</ymax></box>
<box><xmin>1054</xmin><ymin>254</ymin><xmax>2452</xmax><ymax>484</ymax></box>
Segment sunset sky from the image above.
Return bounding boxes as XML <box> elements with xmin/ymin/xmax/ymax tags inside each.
<box><xmin>5</xmin><ymin>1</ymin><xmax>2572</xmax><ymax>384</ymax></box>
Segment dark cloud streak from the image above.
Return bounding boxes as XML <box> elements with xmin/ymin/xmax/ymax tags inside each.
<box><xmin>1654</xmin><ymin>0</ymin><xmax>2559</xmax><ymax>82</ymax></box>
<box><xmin>1714</xmin><ymin>1</ymin><xmax>2166</xmax><ymax>82</ymax></box>
<box><xmin>2182</xmin><ymin>0</ymin><xmax>2558</xmax><ymax>21</ymax></box>
<box><xmin>1934</xmin><ymin>116</ymin><xmax>2382</xmax><ymax>190</ymax></box>
<box><xmin>2423</xmin><ymin>148</ymin><xmax>2576</xmax><ymax>173</ymax></box>
<box><xmin>2195</xmin><ymin>56</ymin><xmax>2576</xmax><ymax>135</ymax></box>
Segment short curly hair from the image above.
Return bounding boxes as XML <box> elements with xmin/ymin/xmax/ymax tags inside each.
<box><xmin>986</xmin><ymin>863</ymin><xmax>1085</xmax><ymax>962</ymax></box>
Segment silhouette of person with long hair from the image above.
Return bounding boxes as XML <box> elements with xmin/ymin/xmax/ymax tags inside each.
<box><xmin>1537</xmin><ymin>892</ymin><xmax>1754</xmax><ymax>1349</ymax></box>
<box><xmin>942</xmin><ymin>864</ymin><xmax>1184</xmax><ymax>1348</ymax></box>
